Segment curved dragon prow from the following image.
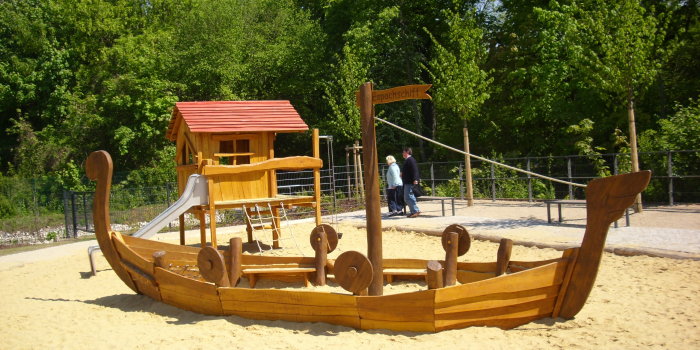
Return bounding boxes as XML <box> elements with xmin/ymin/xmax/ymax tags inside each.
<box><xmin>86</xmin><ymin>151</ymin><xmax>137</xmax><ymax>292</ymax></box>
<box><xmin>558</xmin><ymin>170</ymin><xmax>651</xmax><ymax>318</ymax></box>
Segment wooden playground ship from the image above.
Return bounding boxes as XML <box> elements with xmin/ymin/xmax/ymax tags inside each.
<box><xmin>86</xmin><ymin>153</ymin><xmax>650</xmax><ymax>332</ymax></box>
<box><xmin>87</xmin><ymin>94</ymin><xmax>651</xmax><ymax>332</ymax></box>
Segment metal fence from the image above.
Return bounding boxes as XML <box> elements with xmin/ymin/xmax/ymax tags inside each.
<box><xmin>53</xmin><ymin>149</ymin><xmax>700</xmax><ymax>239</ymax></box>
<box><xmin>62</xmin><ymin>169</ymin><xmax>345</xmax><ymax>238</ymax></box>
<box><xmin>374</xmin><ymin>150</ymin><xmax>700</xmax><ymax>203</ymax></box>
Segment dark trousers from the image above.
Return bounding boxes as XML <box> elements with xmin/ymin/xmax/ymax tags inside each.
<box><xmin>387</xmin><ymin>186</ymin><xmax>404</xmax><ymax>213</ymax></box>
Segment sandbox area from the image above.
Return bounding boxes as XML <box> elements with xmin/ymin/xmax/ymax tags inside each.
<box><xmin>1</xmin><ymin>218</ymin><xmax>699</xmax><ymax>349</ymax></box>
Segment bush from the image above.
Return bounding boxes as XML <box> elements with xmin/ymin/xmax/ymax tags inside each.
<box><xmin>0</xmin><ymin>195</ymin><xmax>17</xmax><ymax>219</ymax></box>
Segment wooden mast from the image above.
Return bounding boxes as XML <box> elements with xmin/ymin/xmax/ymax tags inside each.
<box><xmin>359</xmin><ymin>82</ymin><xmax>384</xmax><ymax>296</ymax></box>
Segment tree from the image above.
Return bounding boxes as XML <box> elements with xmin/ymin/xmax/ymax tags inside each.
<box><xmin>535</xmin><ymin>0</ymin><xmax>672</xmax><ymax>211</ymax></box>
<box><xmin>425</xmin><ymin>8</ymin><xmax>491</xmax><ymax>204</ymax></box>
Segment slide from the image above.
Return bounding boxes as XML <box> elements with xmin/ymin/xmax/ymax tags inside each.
<box><xmin>89</xmin><ymin>174</ymin><xmax>209</xmax><ymax>275</ymax></box>
<box><xmin>133</xmin><ymin>174</ymin><xmax>209</xmax><ymax>239</ymax></box>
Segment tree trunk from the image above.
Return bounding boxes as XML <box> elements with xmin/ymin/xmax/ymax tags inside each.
<box><xmin>463</xmin><ymin>123</ymin><xmax>474</xmax><ymax>206</ymax></box>
<box><xmin>627</xmin><ymin>88</ymin><xmax>643</xmax><ymax>213</ymax></box>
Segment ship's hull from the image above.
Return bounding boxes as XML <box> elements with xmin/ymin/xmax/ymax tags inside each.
<box><xmin>86</xmin><ymin>150</ymin><xmax>651</xmax><ymax>332</ymax></box>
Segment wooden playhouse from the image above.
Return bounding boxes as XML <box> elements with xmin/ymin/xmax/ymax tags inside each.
<box><xmin>165</xmin><ymin>100</ymin><xmax>323</xmax><ymax>249</ymax></box>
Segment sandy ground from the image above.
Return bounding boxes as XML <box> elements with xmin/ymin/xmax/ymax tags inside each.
<box><xmin>1</xmin><ymin>201</ymin><xmax>699</xmax><ymax>349</ymax></box>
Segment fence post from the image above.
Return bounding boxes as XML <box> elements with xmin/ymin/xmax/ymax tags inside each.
<box><xmin>62</xmin><ymin>190</ymin><xmax>71</xmax><ymax>238</ymax></box>
<box><xmin>381</xmin><ymin>164</ymin><xmax>387</xmax><ymax>200</ymax></box>
<box><xmin>668</xmin><ymin>151</ymin><xmax>674</xmax><ymax>206</ymax></box>
<box><xmin>430</xmin><ymin>163</ymin><xmax>435</xmax><ymax>194</ymax></box>
<box><xmin>71</xmin><ymin>192</ymin><xmax>78</xmax><ymax>238</ymax></box>
<box><xmin>345</xmin><ymin>154</ymin><xmax>351</xmax><ymax>198</ymax></box>
<box><xmin>82</xmin><ymin>193</ymin><xmax>89</xmax><ymax>231</ymax></box>
<box><xmin>613</xmin><ymin>154</ymin><xmax>618</xmax><ymax>175</ymax></box>
<box><xmin>458</xmin><ymin>163</ymin><xmax>464</xmax><ymax>200</ymax></box>
<box><xmin>567</xmin><ymin>157</ymin><xmax>573</xmax><ymax>199</ymax></box>
<box><xmin>527</xmin><ymin>158</ymin><xmax>533</xmax><ymax>203</ymax></box>
<box><xmin>490</xmin><ymin>163</ymin><xmax>496</xmax><ymax>201</ymax></box>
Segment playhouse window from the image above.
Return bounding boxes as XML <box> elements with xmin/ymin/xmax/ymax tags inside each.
<box><xmin>218</xmin><ymin>139</ymin><xmax>251</xmax><ymax>165</ymax></box>
<box><xmin>180</xmin><ymin>143</ymin><xmax>195</xmax><ymax>165</ymax></box>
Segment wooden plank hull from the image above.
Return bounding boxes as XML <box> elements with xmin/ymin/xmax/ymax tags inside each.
<box><xmin>105</xmin><ymin>233</ymin><xmax>580</xmax><ymax>332</ymax></box>
<box><xmin>85</xmin><ymin>150</ymin><xmax>651</xmax><ymax>332</ymax></box>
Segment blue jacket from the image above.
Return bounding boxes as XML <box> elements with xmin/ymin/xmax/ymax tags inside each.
<box><xmin>386</xmin><ymin>163</ymin><xmax>403</xmax><ymax>188</ymax></box>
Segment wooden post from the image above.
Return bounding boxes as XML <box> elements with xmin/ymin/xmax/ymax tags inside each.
<box><xmin>313</xmin><ymin>229</ymin><xmax>328</xmax><ymax>286</ymax></box>
<box><xmin>197</xmin><ymin>209</ymin><xmax>207</xmax><ymax>248</ymax></box>
<box><xmin>271</xmin><ymin>206</ymin><xmax>281</xmax><ymax>249</ymax></box>
<box><xmin>356</xmin><ymin>142</ymin><xmax>365</xmax><ymax>200</ymax></box>
<box><xmin>443</xmin><ymin>231</ymin><xmax>458</xmax><ymax>286</ymax></box>
<box><xmin>153</xmin><ymin>251</ymin><xmax>167</xmax><ymax>271</ymax></box>
<box><xmin>496</xmin><ymin>238</ymin><xmax>513</xmax><ymax>276</ymax></box>
<box><xmin>229</xmin><ymin>237</ymin><xmax>242</xmax><ymax>286</ymax></box>
<box><xmin>312</xmin><ymin>129</ymin><xmax>322</xmax><ymax>226</ymax></box>
<box><xmin>353</xmin><ymin>141</ymin><xmax>360</xmax><ymax>198</ymax></box>
<box><xmin>244</xmin><ymin>209</ymin><xmax>253</xmax><ymax>243</ymax></box>
<box><xmin>426</xmin><ymin>260</ymin><xmax>444</xmax><ymax>289</ymax></box>
<box><xmin>178</xmin><ymin>214</ymin><xmax>186</xmax><ymax>245</ymax></box>
<box><xmin>463</xmin><ymin>127</ymin><xmax>473</xmax><ymax>206</ymax></box>
<box><xmin>359</xmin><ymin>82</ymin><xmax>383</xmax><ymax>296</ymax></box>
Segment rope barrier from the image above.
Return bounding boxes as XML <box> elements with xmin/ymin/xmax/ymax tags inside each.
<box><xmin>373</xmin><ymin>116</ymin><xmax>587</xmax><ymax>188</ymax></box>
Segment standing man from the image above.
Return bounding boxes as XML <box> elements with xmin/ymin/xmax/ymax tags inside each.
<box><xmin>401</xmin><ymin>147</ymin><xmax>421</xmax><ymax>218</ymax></box>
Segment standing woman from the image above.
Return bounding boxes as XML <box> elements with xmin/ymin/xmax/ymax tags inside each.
<box><xmin>385</xmin><ymin>155</ymin><xmax>404</xmax><ymax>216</ymax></box>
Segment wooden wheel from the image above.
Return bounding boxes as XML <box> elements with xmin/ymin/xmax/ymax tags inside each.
<box><xmin>197</xmin><ymin>246</ymin><xmax>228</xmax><ymax>286</ymax></box>
<box><xmin>310</xmin><ymin>224</ymin><xmax>339</xmax><ymax>253</ymax></box>
<box><xmin>334</xmin><ymin>251</ymin><xmax>373</xmax><ymax>294</ymax></box>
<box><xmin>441</xmin><ymin>224</ymin><xmax>471</xmax><ymax>256</ymax></box>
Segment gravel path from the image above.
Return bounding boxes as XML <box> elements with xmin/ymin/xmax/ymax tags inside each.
<box><xmin>336</xmin><ymin>200</ymin><xmax>700</xmax><ymax>260</ymax></box>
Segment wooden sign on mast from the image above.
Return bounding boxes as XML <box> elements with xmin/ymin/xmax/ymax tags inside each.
<box><xmin>357</xmin><ymin>82</ymin><xmax>432</xmax><ymax>296</ymax></box>
<box><xmin>356</xmin><ymin>84</ymin><xmax>432</xmax><ymax>106</ymax></box>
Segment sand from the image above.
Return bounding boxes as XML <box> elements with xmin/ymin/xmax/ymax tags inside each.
<box><xmin>1</xmin><ymin>211</ymin><xmax>699</xmax><ymax>349</ymax></box>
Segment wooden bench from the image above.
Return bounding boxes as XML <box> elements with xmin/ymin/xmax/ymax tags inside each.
<box><xmin>383</xmin><ymin>268</ymin><xmax>427</xmax><ymax>283</ymax></box>
<box><xmin>242</xmin><ymin>266</ymin><xmax>316</xmax><ymax>288</ymax></box>
<box><xmin>417</xmin><ymin>196</ymin><xmax>456</xmax><ymax>216</ymax></box>
<box><xmin>544</xmin><ymin>199</ymin><xmax>630</xmax><ymax>227</ymax></box>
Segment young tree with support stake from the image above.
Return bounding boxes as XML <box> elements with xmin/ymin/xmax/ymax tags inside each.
<box><xmin>424</xmin><ymin>9</ymin><xmax>492</xmax><ymax>206</ymax></box>
<box><xmin>534</xmin><ymin>0</ymin><xmax>672</xmax><ymax>212</ymax></box>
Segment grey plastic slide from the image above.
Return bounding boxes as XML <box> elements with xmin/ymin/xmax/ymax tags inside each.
<box><xmin>133</xmin><ymin>174</ymin><xmax>209</xmax><ymax>239</ymax></box>
<box><xmin>88</xmin><ymin>174</ymin><xmax>209</xmax><ymax>275</ymax></box>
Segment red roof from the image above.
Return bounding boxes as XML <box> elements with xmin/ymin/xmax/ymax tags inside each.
<box><xmin>166</xmin><ymin>100</ymin><xmax>308</xmax><ymax>140</ymax></box>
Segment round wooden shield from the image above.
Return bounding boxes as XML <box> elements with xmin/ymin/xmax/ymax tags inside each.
<box><xmin>441</xmin><ymin>224</ymin><xmax>471</xmax><ymax>256</ymax></box>
<box><xmin>333</xmin><ymin>251</ymin><xmax>373</xmax><ymax>294</ymax></box>
<box><xmin>310</xmin><ymin>224</ymin><xmax>339</xmax><ymax>253</ymax></box>
<box><xmin>197</xmin><ymin>246</ymin><xmax>227</xmax><ymax>284</ymax></box>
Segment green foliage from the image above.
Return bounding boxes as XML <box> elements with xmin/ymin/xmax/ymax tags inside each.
<box><xmin>0</xmin><ymin>0</ymin><xmax>698</xmax><ymax>228</ymax></box>
<box><xmin>424</xmin><ymin>8</ymin><xmax>492</xmax><ymax>127</ymax></box>
<box><xmin>566</xmin><ymin>118</ymin><xmax>611</xmax><ymax>177</ymax></box>
<box><xmin>0</xmin><ymin>195</ymin><xmax>16</xmax><ymax>219</ymax></box>
<box><xmin>471</xmin><ymin>153</ymin><xmax>556</xmax><ymax>200</ymax></box>
<box><xmin>639</xmin><ymin>99</ymin><xmax>700</xmax><ymax>153</ymax></box>
<box><xmin>638</xmin><ymin>99</ymin><xmax>700</xmax><ymax>202</ymax></box>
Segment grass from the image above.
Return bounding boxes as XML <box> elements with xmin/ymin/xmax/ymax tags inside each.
<box><xmin>0</xmin><ymin>235</ymin><xmax>96</xmax><ymax>257</ymax></box>
<box><xmin>0</xmin><ymin>212</ymin><xmax>65</xmax><ymax>233</ymax></box>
